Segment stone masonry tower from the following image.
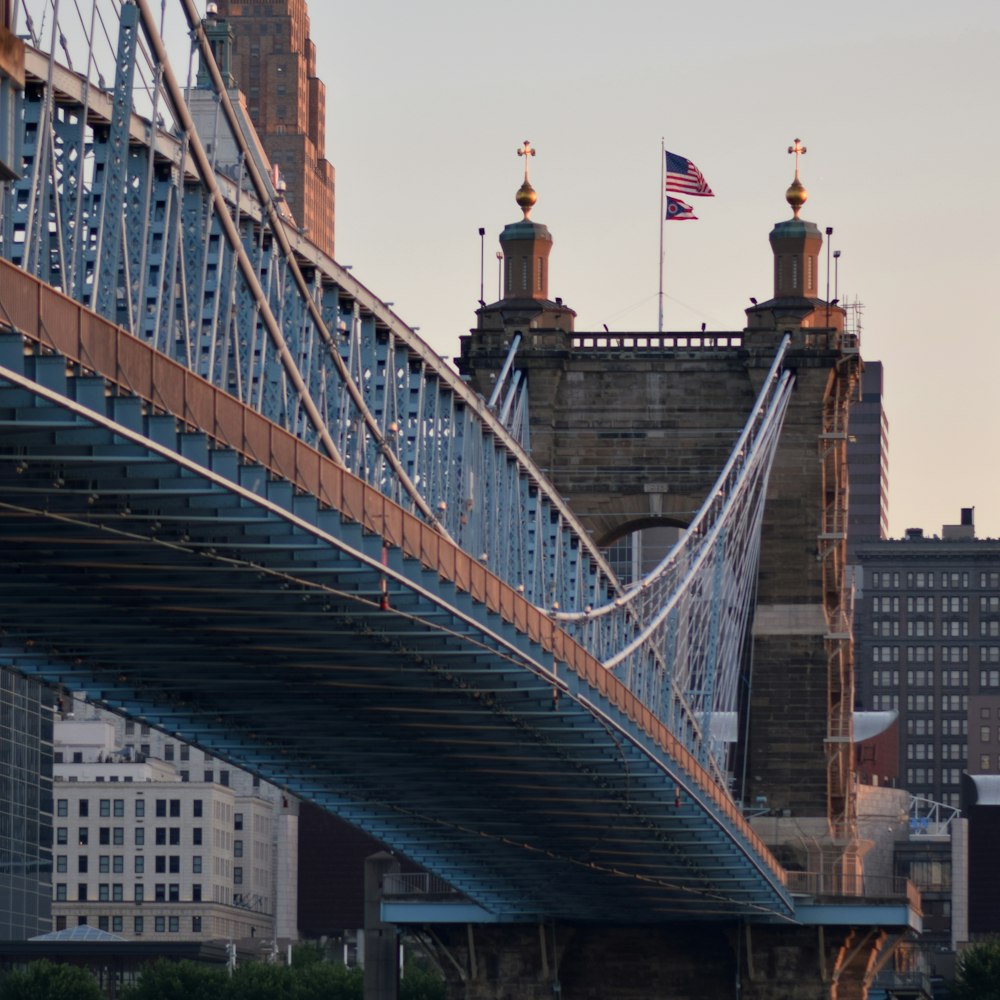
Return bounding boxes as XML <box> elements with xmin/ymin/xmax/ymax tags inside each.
<box><xmin>214</xmin><ymin>0</ymin><xmax>336</xmax><ymax>259</ymax></box>
<box><xmin>460</xmin><ymin>140</ymin><xmax>860</xmax><ymax>877</ymax></box>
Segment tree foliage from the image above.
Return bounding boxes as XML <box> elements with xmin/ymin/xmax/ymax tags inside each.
<box><xmin>107</xmin><ymin>951</ymin><xmax>440</xmax><ymax>1000</ymax></box>
<box><xmin>120</xmin><ymin>959</ymin><xmax>228</xmax><ymax>1000</ymax></box>
<box><xmin>399</xmin><ymin>961</ymin><xmax>446</xmax><ymax>1000</ymax></box>
<box><xmin>0</xmin><ymin>959</ymin><xmax>104</xmax><ymax>1000</ymax></box>
<box><xmin>950</xmin><ymin>937</ymin><xmax>1000</xmax><ymax>1000</ymax></box>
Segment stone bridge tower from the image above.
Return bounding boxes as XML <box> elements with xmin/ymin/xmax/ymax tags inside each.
<box><xmin>459</xmin><ymin>142</ymin><xmax>860</xmax><ymax>875</ymax></box>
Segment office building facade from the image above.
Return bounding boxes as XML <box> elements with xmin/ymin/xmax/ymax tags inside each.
<box><xmin>847</xmin><ymin>359</ymin><xmax>889</xmax><ymax>561</ymax></box>
<box><xmin>856</xmin><ymin>509</ymin><xmax>1000</xmax><ymax>808</ymax></box>
<box><xmin>50</xmin><ymin>709</ymin><xmax>295</xmax><ymax>943</ymax></box>
<box><xmin>0</xmin><ymin>670</ymin><xmax>53</xmax><ymax>939</ymax></box>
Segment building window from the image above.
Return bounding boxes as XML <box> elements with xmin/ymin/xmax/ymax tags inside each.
<box><xmin>113</xmin><ymin>799</ymin><xmax>125</xmax><ymax>817</ymax></box>
<box><xmin>56</xmin><ymin>855</ymin><xmax>67</xmax><ymax>873</ymax></box>
<box><xmin>99</xmin><ymin>828</ymin><xmax>110</xmax><ymax>846</ymax></box>
<box><xmin>155</xmin><ymin>884</ymin><xmax>166</xmax><ymax>903</ymax></box>
<box><xmin>193</xmin><ymin>828</ymin><xmax>202</xmax><ymax>846</ymax></box>
<box><xmin>55</xmin><ymin>883</ymin><xmax>67</xmax><ymax>901</ymax></box>
<box><xmin>169</xmin><ymin>916</ymin><xmax>180</xmax><ymax>933</ymax></box>
<box><xmin>98</xmin><ymin>916</ymin><xmax>109</xmax><ymax>931</ymax></box>
<box><xmin>78</xmin><ymin>857</ymin><xmax>88</xmax><ymax>874</ymax></box>
<box><xmin>192</xmin><ymin>884</ymin><xmax>202</xmax><ymax>902</ymax></box>
<box><xmin>169</xmin><ymin>884</ymin><xmax>180</xmax><ymax>902</ymax></box>
<box><xmin>234</xmin><ymin>840</ymin><xmax>243</xmax><ymax>858</ymax></box>
<box><xmin>192</xmin><ymin>916</ymin><xmax>202</xmax><ymax>933</ymax></box>
<box><xmin>981</xmin><ymin>754</ymin><xmax>992</xmax><ymax>770</ymax></box>
<box><xmin>155</xmin><ymin>916</ymin><xmax>165</xmax><ymax>933</ymax></box>
<box><xmin>180</xmin><ymin>745</ymin><xmax>190</xmax><ymax>762</ymax></box>
<box><xmin>78</xmin><ymin>800</ymin><xmax>89</xmax><ymax>817</ymax></box>
<box><xmin>56</xmin><ymin>799</ymin><xmax>68</xmax><ymax>817</ymax></box>
<box><xmin>135</xmin><ymin>884</ymin><xmax>144</xmax><ymax>903</ymax></box>
<box><xmin>135</xmin><ymin>828</ymin><xmax>145</xmax><ymax>847</ymax></box>
<box><xmin>155</xmin><ymin>800</ymin><xmax>166</xmax><ymax>818</ymax></box>
<box><xmin>78</xmin><ymin>884</ymin><xmax>88</xmax><ymax>901</ymax></box>
<box><xmin>56</xmin><ymin>827</ymin><xmax>67</xmax><ymax>845</ymax></box>
<box><xmin>113</xmin><ymin>828</ymin><xmax>124</xmax><ymax>846</ymax></box>
<box><xmin>99</xmin><ymin>856</ymin><xmax>109</xmax><ymax>874</ymax></box>
<box><xmin>99</xmin><ymin>799</ymin><xmax>110</xmax><ymax>817</ymax></box>
<box><xmin>204</xmin><ymin>770</ymin><xmax>214</xmax><ymax>783</ymax></box>
<box><xmin>169</xmin><ymin>828</ymin><xmax>180</xmax><ymax>846</ymax></box>
<box><xmin>135</xmin><ymin>799</ymin><xmax>145</xmax><ymax>818</ymax></box>
<box><xmin>234</xmin><ymin>867</ymin><xmax>243</xmax><ymax>886</ymax></box>
<box><xmin>170</xmin><ymin>800</ymin><xmax>181</xmax><ymax>818</ymax></box>
<box><xmin>156</xmin><ymin>829</ymin><xmax>167</xmax><ymax>846</ymax></box>
<box><xmin>193</xmin><ymin>800</ymin><xmax>203</xmax><ymax>818</ymax></box>
<box><xmin>169</xmin><ymin>857</ymin><xmax>180</xmax><ymax>874</ymax></box>
<box><xmin>99</xmin><ymin>883</ymin><xmax>109</xmax><ymax>901</ymax></box>
<box><xmin>135</xmin><ymin>856</ymin><xmax>144</xmax><ymax>874</ymax></box>
<box><xmin>134</xmin><ymin>916</ymin><xmax>143</xmax><ymax>934</ymax></box>
<box><xmin>112</xmin><ymin>916</ymin><xmax>123</xmax><ymax>933</ymax></box>
<box><xmin>164</xmin><ymin>744</ymin><xmax>175</xmax><ymax>761</ymax></box>
<box><xmin>78</xmin><ymin>828</ymin><xmax>88</xmax><ymax>846</ymax></box>
<box><xmin>192</xmin><ymin>856</ymin><xmax>202</xmax><ymax>874</ymax></box>
<box><xmin>113</xmin><ymin>856</ymin><xmax>124</xmax><ymax>874</ymax></box>
<box><xmin>155</xmin><ymin>856</ymin><xmax>166</xmax><ymax>874</ymax></box>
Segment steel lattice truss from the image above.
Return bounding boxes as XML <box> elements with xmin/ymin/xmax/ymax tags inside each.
<box><xmin>2</xmin><ymin>0</ymin><xmax>791</xmax><ymax>788</ymax></box>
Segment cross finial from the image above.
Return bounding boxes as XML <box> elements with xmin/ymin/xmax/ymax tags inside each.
<box><xmin>517</xmin><ymin>140</ymin><xmax>536</xmax><ymax>183</ymax></box>
<box><xmin>787</xmin><ymin>138</ymin><xmax>807</xmax><ymax>178</ymax></box>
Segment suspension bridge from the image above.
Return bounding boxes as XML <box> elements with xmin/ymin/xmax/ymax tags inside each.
<box><xmin>0</xmin><ymin>5</ymin><xmax>921</xmax><ymax>995</ymax></box>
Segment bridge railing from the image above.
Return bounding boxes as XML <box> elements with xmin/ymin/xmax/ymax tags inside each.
<box><xmin>570</xmin><ymin>332</ymin><xmax>744</xmax><ymax>351</ymax></box>
<box><xmin>382</xmin><ymin>873</ymin><xmax>464</xmax><ymax>901</ymax></box>
<box><xmin>785</xmin><ymin>871</ymin><xmax>921</xmax><ymax>911</ymax></box>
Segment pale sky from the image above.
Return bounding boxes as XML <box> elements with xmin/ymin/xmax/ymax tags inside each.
<box><xmin>313</xmin><ymin>0</ymin><xmax>1000</xmax><ymax>540</ymax></box>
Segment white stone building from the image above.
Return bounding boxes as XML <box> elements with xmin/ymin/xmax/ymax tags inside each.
<box><xmin>51</xmin><ymin>702</ymin><xmax>298</xmax><ymax>944</ymax></box>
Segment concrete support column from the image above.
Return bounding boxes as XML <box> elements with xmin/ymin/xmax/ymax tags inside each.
<box><xmin>364</xmin><ymin>852</ymin><xmax>399</xmax><ymax>1000</ymax></box>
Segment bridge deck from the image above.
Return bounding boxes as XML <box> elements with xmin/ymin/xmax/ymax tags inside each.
<box><xmin>0</xmin><ymin>261</ymin><xmax>791</xmax><ymax>923</ymax></box>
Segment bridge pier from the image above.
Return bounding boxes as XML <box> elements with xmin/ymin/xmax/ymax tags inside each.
<box><xmin>423</xmin><ymin>923</ymin><xmax>889</xmax><ymax>1000</ymax></box>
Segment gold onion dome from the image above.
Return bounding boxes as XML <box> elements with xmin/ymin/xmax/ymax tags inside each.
<box><xmin>516</xmin><ymin>179</ymin><xmax>537</xmax><ymax>219</ymax></box>
<box><xmin>785</xmin><ymin>176</ymin><xmax>808</xmax><ymax>218</ymax></box>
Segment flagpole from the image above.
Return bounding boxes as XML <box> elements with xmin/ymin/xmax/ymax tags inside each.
<box><xmin>658</xmin><ymin>137</ymin><xmax>665</xmax><ymax>333</ymax></box>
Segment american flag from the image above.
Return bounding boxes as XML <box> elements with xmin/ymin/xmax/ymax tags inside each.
<box><xmin>666</xmin><ymin>196</ymin><xmax>698</xmax><ymax>221</ymax></box>
<box><xmin>665</xmin><ymin>151</ymin><xmax>714</xmax><ymax>197</ymax></box>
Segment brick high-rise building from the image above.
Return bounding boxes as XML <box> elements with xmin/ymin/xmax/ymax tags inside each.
<box><xmin>856</xmin><ymin>508</ymin><xmax>1000</xmax><ymax>809</ymax></box>
<box><xmin>214</xmin><ymin>0</ymin><xmax>335</xmax><ymax>259</ymax></box>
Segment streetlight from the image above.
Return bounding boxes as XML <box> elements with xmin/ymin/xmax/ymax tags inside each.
<box><xmin>496</xmin><ymin>251</ymin><xmax>503</xmax><ymax>300</ymax></box>
<box><xmin>833</xmin><ymin>250</ymin><xmax>841</xmax><ymax>301</ymax></box>
<box><xmin>478</xmin><ymin>228</ymin><xmax>486</xmax><ymax>307</ymax></box>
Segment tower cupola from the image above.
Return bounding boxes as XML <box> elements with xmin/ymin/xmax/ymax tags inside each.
<box><xmin>745</xmin><ymin>138</ymin><xmax>844</xmax><ymax>337</ymax></box>
<box><xmin>499</xmin><ymin>140</ymin><xmax>553</xmax><ymax>302</ymax></box>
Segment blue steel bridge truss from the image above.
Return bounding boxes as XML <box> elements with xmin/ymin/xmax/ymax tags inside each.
<box><xmin>0</xmin><ymin>0</ymin><xmax>795</xmax><ymax>921</ymax></box>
